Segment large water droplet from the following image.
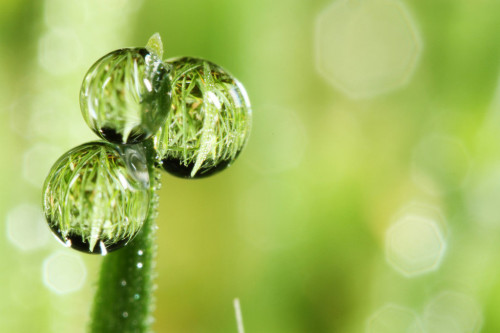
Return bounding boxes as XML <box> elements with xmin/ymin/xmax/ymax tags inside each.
<box><xmin>80</xmin><ymin>48</ymin><xmax>171</xmax><ymax>144</ymax></box>
<box><xmin>42</xmin><ymin>141</ymin><xmax>150</xmax><ymax>254</ymax></box>
<box><xmin>153</xmin><ymin>57</ymin><xmax>252</xmax><ymax>178</ymax></box>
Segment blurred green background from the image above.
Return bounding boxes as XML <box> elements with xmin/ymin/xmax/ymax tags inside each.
<box><xmin>1</xmin><ymin>0</ymin><xmax>500</xmax><ymax>332</ymax></box>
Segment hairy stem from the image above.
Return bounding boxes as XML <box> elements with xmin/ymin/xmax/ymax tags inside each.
<box><xmin>90</xmin><ymin>34</ymin><xmax>166</xmax><ymax>333</ymax></box>
<box><xmin>90</xmin><ymin>145</ymin><xmax>161</xmax><ymax>333</ymax></box>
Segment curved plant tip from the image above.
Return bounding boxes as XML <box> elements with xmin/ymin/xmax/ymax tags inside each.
<box><xmin>146</xmin><ymin>32</ymin><xmax>164</xmax><ymax>60</ymax></box>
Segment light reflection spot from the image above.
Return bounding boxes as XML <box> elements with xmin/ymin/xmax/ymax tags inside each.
<box><xmin>386</xmin><ymin>211</ymin><xmax>446</xmax><ymax>277</ymax></box>
<box><xmin>466</xmin><ymin>166</ymin><xmax>500</xmax><ymax>228</ymax></box>
<box><xmin>43</xmin><ymin>251</ymin><xmax>87</xmax><ymax>294</ymax></box>
<box><xmin>315</xmin><ymin>0</ymin><xmax>422</xmax><ymax>98</ymax></box>
<box><xmin>38</xmin><ymin>28</ymin><xmax>83</xmax><ymax>75</ymax></box>
<box><xmin>367</xmin><ymin>304</ymin><xmax>423</xmax><ymax>333</ymax></box>
<box><xmin>6</xmin><ymin>203</ymin><xmax>50</xmax><ymax>251</ymax></box>
<box><xmin>22</xmin><ymin>143</ymin><xmax>62</xmax><ymax>188</ymax></box>
<box><xmin>423</xmin><ymin>291</ymin><xmax>482</xmax><ymax>333</ymax></box>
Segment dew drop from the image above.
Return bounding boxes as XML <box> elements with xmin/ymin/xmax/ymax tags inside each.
<box><xmin>122</xmin><ymin>311</ymin><xmax>129</xmax><ymax>318</ymax></box>
<box><xmin>137</xmin><ymin>262</ymin><xmax>143</xmax><ymax>269</ymax></box>
<box><xmin>80</xmin><ymin>48</ymin><xmax>171</xmax><ymax>144</ymax></box>
<box><xmin>153</xmin><ymin>57</ymin><xmax>251</xmax><ymax>178</ymax></box>
<box><xmin>42</xmin><ymin>141</ymin><xmax>150</xmax><ymax>254</ymax></box>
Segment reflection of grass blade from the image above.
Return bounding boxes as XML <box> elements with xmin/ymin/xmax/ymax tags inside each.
<box><xmin>192</xmin><ymin>61</ymin><xmax>218</xmax><ymax>176</ymax></box>
<box><xmin>90</xmin><ymin>144</ymin><xmax>160</xmax><ymax>332</ymax></box>
<box><xmin>45</xmin><ymin>143</ymin><xmax>148</xmax><ymax>251</ymax></box>
<box><xmin>88</xmin><ymin>148</ymin><xmax>107</xmax><ymax>252</ymax></box>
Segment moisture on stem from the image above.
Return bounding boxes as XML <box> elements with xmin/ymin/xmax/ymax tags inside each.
<box><xmin>90</xmin><ymin>142</ymin><xmax>161</xmax><ymax>333</ymax></box>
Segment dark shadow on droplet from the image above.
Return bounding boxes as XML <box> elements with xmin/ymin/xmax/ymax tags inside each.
<box><xmin>50</xmin><ymin>225</ymin><xmax>130</xmax><ymax>255</ymax></box>
<box><xmin>189</xmin><ymin>83</ymin><xmax>203</xmax><ymax>99</ymax></box>
<box><xmin>100</xmin><ymin>127</ymin><xmax>123</xmax><ymax>144</ymax></box>
<box><xmin>160</xmin><ymin>156</ymin><xmax>233</xmax><ymax>179</ymax></box>
<box><xmin>127</xmin><ymin>131</ymin><xmax>150</xmax><ymax>144</ymax></box>
<box><xmin>138</xmin><ymin>47</ymin><xmax>149</xmax><ymax>58</ymax></box>
<box><xmin>99</xmin><ymin>127</ymin><xmax>149</xmax><ymax>144</ymax></box>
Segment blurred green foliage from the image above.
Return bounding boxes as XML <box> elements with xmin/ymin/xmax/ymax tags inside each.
<box><xmin>1</xmin><ymin>0</ymin><xmax>500</xmax><ymax>332</ymax></box>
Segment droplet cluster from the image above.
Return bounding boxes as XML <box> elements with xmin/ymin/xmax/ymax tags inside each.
<box><xmin>42</xmin><ymin>34</ymin><xmax>252</xmax><ymax>254</ymax></box>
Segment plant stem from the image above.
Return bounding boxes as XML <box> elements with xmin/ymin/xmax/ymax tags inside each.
<box><xmin>90</xmin><ymin>144</ymin><xmax>161</xmax><ymax>333</ymax></box>
<box><xmin>90</xmin><ymin>34</ymin><xmax>166</xmax><ymax>332</ymax></box>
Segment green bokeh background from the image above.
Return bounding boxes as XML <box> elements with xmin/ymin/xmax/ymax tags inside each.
<box><xmin>1</xmin><ymin>0</ymin><xmax>500</xmax><ymax>332</ymax></box>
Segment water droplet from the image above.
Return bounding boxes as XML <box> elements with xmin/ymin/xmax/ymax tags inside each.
<box><xmin>137</xmin><ymin>262</ymin><xmax>143</xmax><ymax>269</ymax></box>
<box><xmin>80</xmin><ymin>48</ymin><xmax>171</xmax><ymax>144</ymax></box>
<box><xmin>42</xmin><ymin>141</ymin><xmax>150</xmax><ymax>254</ymax></box>
<box><xmin>134</xmin><ymin>293</ymin><xmax>140</xmax><ymax>300</ymax></box>
<box><xmin>122</xmin><ymin>311</ymin><xmax>129</xmax><ymax>318</ymax></box>
<box><xmin>153</xmin><ymin>57</ymin><xmax>251</xmax><ymax>178</ymax></box>
<box><xmin>137</xmin><ymin>250</ymin><xmax>143</xmax><ymax>256</ymax></box>
<box><xmin>121</xmin><ymin>280</ymin><xmax>127</xmax><ymax>286</ymax></box>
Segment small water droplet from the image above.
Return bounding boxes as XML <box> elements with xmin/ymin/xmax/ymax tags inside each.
<box><xmin>80</xmin><ymin>48</ymin><xmax>171</xmax><ymax>144</ymax></box>
<box><xmin>122</xmin><ymin>311</ymin><xmax>129</xmax><ymax>318</ymax></box>
<box><xmin>42</xmin><ymin>142</ymin><xmax>150</xmax><ymax>254</ymax></box>
<box><xmin>153</xmin><ymin>57</ymin><xmax>251</xmax><ymax>178</ymax></box>
<box><xmin>134</xmin><ymin>293</ymin><xmax>140</xmax><ymax>300</ymax></box>
<box><xmin>121</xmin><ymin>280</ymin><xmax>127</xmax><ymax>286</ymax></box>
<box><xmin>137</xmin><ymin>250</ymin><xmax>143</xmax><ymax>256</ymax></box>
<box><xmin>137</xmin><ymin>262</ymin><xmax>143</xmax><ymax>269</ymax></box>
<box><xmin>117</xmin><ymin>144</ymin><xmax>150</xmax><ymax>188</ymax></box>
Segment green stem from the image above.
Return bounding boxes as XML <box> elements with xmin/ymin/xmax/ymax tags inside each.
<box><xmin>90</xmin><ymin>34</ymin><xmax>166</xmax><ymax>332</ymax></box>
<box><xmin>90</xmin><ymin>147</ymin><xmax>161</xmax><ymax>333</ymax></box>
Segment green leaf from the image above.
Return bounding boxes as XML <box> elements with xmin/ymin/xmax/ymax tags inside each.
<box><xmin>146</xmin><ymin>32</ymin><xmax>164</xmax><ymax>60</ymax></box>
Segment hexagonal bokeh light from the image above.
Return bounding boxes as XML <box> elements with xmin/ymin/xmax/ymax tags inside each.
<box><xmin>423</xmin><ymin>291</ymin><xmax>482</xmax><ymax>333</ymax></box>
<box><xmin>315</xmin><ymin>0</ymin><xmax>421</xmax><ymax>98</ymax></box>
<box><xmin>385</xmin><ymin>203</ymin><xmax>446</xmax><ymax>277</ymax></box>
<box><xmin>42</xmin><ymin>251</ymin><xmax>87</xmax><ymax>295</ymax></box>
<box><xmin>38</xmin><ymin>28</ymin><xmax>83</xmax><ymax>76</ymax></box>
<box><xmin>6</xmin><ymin>203</ymin><xmax>50</xmax><ymax>251</ymax></box>
<box><xmin>466</xmin><ymin>164</ymin><xmax>500</xmax><ymax>228</ymax></box>
<box><xmin>367</xmin><ymin>304</ymin><xmax>423</xmax><ymax>333</ymax></box>
<box><xmin>22</xmin><ymin>143</ymin><xmax>62</xmax><ymax>188</ymax></box>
